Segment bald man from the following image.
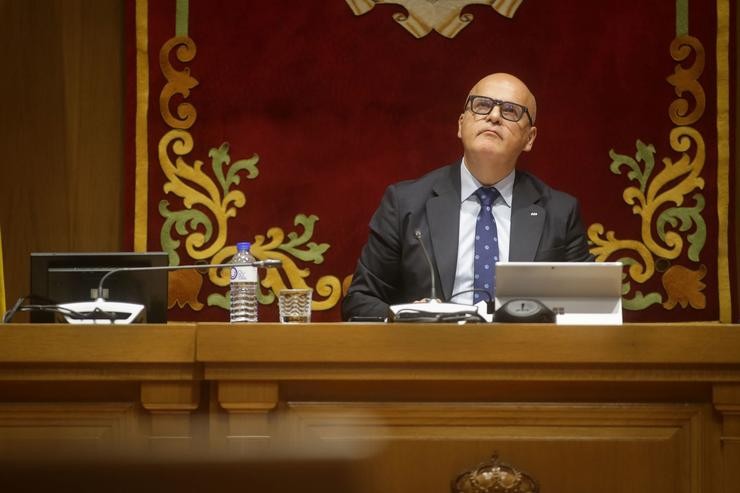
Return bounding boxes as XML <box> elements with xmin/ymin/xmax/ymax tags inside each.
<box><xmin>342</xmin><ymin>73</ymin><xmax>593</xmax><ymax>320</ymax></box>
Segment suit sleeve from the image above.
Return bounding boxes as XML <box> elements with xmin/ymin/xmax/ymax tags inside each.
<box><xmin>563</xmin><ymin>198</ymin><xmax>595</xmax><ymax>262</ymax></box>
<box><xmin>341</xmin><ymin>186</ymin><xmax>404</xmax><ymax>320</ymax></box>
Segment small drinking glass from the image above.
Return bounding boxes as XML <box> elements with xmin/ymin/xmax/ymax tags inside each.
<box><xmin>278</xmin><ymin>288</ymin><xmax>313</xmax><ymax>323</ymax></box>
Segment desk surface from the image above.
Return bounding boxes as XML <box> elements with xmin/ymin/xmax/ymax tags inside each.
<box><xmin>0</xmin><ymin>323</ymin><xmax>197</xmax><ymax>363</ymax></box>
<box><xmin>0</xmin><ymin>322</ymin><xmax>738</xmax><ymax>382</ymax></box>
<box><xmin>196</xmin><ymin>322</ymin><xmax>740</xmax><ymax>365</ymax></box>
<box><xmin>0</xmin><ymin>322</ymin><xmax>738</xmax><ymax>363</ymax></box>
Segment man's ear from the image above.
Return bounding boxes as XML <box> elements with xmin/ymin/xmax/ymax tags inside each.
<box><xmin>523</xmin><ymin>126</ymin><xmax>537</xmax><ymax>152</ymax></box>
<box><xmin>457</xmin><ymin>114</ymin><xmax>464</xmax><ymax>139</ymax></box>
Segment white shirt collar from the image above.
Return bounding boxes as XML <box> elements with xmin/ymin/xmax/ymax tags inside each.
<box><xmin>459</xmin><ymin>158</ymin><xmax>515</xmax><ymax>207</ymax></box>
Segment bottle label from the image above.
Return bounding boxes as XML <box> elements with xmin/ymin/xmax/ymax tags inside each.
<box><xmin>231</xmin><ymin>266</ymin><xmax>257</xmax><ymax>282</ymax></box>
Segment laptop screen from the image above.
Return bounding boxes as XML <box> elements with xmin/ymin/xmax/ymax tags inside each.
<box><xmin>494</xmin><ymin>262</ymin><xmax>624</xmax><ymax>324</ymax></box>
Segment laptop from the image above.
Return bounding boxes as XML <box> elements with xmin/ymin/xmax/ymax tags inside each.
<box><xmin>494</xmin><ymin>262</ymin><xmax>624</xmax><ymax>324</ymax></box>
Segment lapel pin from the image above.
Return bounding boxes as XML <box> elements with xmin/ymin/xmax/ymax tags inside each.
<box><xmin>530</xmin><ymin>211</ymin><xmax>538</xmax><ymax>216</ymax></box>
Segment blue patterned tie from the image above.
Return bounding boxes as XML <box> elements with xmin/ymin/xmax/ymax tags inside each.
<box><xmin>473</xmin><ymin>187</ymin><xmax>500</xmax><ymax>303</ymax></box>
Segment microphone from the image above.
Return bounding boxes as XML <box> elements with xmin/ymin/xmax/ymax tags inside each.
<box><xmin>414</xmin><ymin>230</ymin><xmax>437</xmax><ymax>301</ymax></box>
<box><xmin>388</xmin><ymin>230</ymin><xmax>487</xmax><ymax>323</ymax></box>
<box><xmin>56</xmin><ymin>259</ymin><xmax>283</xmax><ymax>325</ymax></box>
<box><xmin>95</xmin><ymin>259</ymin><xmax>282</xmax><ymax>298</ymax></box>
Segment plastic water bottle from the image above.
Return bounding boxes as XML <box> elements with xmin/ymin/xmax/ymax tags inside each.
<box><xmin>229</xmin><ymin>241</ymin><xmax>258</xmax><ymax>323</ymax></box>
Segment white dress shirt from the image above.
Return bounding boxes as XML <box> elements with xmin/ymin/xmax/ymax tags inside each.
<box><xmin>451</xmin><ymin>159</ymin><xmax>514</xmax><ymax>305</ymax></box>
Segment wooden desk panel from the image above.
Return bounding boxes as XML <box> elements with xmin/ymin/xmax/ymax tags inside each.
<box><xmin>197</xmin><ymin>323</ymin><xmax>740</xmax><ymax>365</ymax></box>
<box><xmin>0</xmin><ymin>324</ymin><xmax>197</xmax><ymax>363</ymax></box>
<box><xmin>199</xmin><ymin>323</ymin><xmax>740</xmax><ymax>493</ymax></box>
<box><xmin>0</xmin><ymin>324</ymin><xmax>201</xmax><ymax>455</ymax></box>
<box><xmin>0</xmin><ymin>323</ymin><xmax>737</xmax><ymax>492</ymax></box>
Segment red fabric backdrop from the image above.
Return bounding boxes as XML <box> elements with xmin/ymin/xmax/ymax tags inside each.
<box><xmin>125</xmin><ymin>1</ymin><xmax>733</xmax><ymax>322</ymax></box>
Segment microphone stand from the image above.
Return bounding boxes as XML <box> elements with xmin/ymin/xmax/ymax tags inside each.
<box><xmin>388</xmin><ymin>231</ymin><xmax>488</xmax><ymax>323</ymax></box>
<box><xmin>57</xmin><ymin>260</ymin><xmax>282</xmax><ymax>325</ymax></box>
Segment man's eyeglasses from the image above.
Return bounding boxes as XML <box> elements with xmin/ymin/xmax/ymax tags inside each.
<box><xmin>466</xmin><ymin>95</ymin><xmax>534</xmax><ymax>125</ymax></box>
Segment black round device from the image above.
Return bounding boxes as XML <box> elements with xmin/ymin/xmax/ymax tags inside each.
<box><xmin>494</xmin><ymin>298</ymin><xmax>555</xmax><ymax>323</ymax></box>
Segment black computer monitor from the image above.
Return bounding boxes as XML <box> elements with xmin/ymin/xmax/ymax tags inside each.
<box><xmin>29</xmin><ymin>252</ymin><xmax>169</xmax><ymax>323</ymax></box>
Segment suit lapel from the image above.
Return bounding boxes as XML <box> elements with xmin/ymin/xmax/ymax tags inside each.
<box><xmin>509</xmin><ymin>172</ymin><xmax>545</xmax><ymax>261</ymax></box>
<box><xmin>427</xmin><ymin>164</ymin><xmax>461</xmax><ymax>301</ymax></box>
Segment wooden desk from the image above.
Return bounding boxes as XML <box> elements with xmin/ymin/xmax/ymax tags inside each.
<box><xmin>0</xmin><ymin>323</ymin><xmax>200</xmax><ymax>454</ymax></box>
<box><xmin>1</xmin><ymin>323</ymin><xmax>739</xmax><ymax>493</ymax></box>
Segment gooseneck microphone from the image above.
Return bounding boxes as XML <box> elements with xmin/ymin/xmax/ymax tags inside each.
<box><xmin>386</xmin><ymin>230</ymin><xmax>486</xmax><ymax>323</ymax></box>
<box><xmin>57</xmin><ymin>259</ymin><xmax>283</xmax><ymax>325</ymax></box>
<box><xmin>96</xmin><ymin>259</ymin><xmax>282</xmax><ymax>299</ymax></box>
<box><xmin>414</xmin><ymin>230</ymin><xmax>437</xmax><ymax>301</ymax></box>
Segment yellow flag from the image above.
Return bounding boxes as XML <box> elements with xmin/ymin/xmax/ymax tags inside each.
<box><xmin>0</xmin><ymin>226</ymin><xmax>5</xmax><ymax>315</ymax></box>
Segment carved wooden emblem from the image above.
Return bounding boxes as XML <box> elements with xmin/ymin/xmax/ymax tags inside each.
<box><xmin>346</xmin><ymin>0</ymin><xmax>524</xmax><ymax>38</ymax></box>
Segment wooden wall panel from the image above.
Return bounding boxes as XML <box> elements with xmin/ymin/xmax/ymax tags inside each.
<box><xmin>0</xmin><ymin>0</ymin><xmax>123</xmax><ymax>315</ymax></box>
<box><xmin>735</xmin><ymin>2</ymin><xmax>740</xmax><ymax>322</ymax></box>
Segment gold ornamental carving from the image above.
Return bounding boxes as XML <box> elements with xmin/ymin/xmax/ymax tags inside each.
<box><xmin>346</xmin><ymin>0</ymin><xmax>525</xmax><ymax>38</ymax></box>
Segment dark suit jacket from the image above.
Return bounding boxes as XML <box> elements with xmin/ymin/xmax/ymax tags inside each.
<box><xmin>342</xmin><ymin>162</ymin><xmax>594</xmax><ymax>319</ymax></box>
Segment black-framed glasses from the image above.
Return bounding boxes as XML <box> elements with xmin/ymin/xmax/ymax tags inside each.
<box><xmin>466</xmin><ymin>95</ymin><xmax>534</xmax><ymax>125</ymax></box>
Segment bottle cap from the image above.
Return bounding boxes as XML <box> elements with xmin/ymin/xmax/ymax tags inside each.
<box><xmin>236</xmin><ymin>242</ymin><xmax>251</xmax><ymax>251</ymax></box>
